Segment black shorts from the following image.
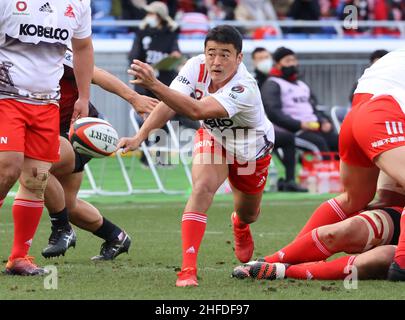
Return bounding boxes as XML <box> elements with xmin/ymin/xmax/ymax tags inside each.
<box><xmin>383</xmin><ymin>207</ymin><xmax>402</xmax><ymax>246</ymax></box>
<box><xmin>72</xmin><ymin>151</ymin><xmax>92</xmax><ymax>173</ymax></box>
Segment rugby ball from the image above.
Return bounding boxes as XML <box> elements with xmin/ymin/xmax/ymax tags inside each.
<box><xmin>69</xmin><ymin>117</ymin><xmax>119</xmax><ymax>158</ymax></box>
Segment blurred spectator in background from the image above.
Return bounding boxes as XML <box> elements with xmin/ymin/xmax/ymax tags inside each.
<box><xmin>287</xmin><ymin>0</ymin><xmax>322</xmax><ymax>34</ymax></box>
<box><xmin>273</xmin><ymin>0</ymin><xmax>295</xmax><ymax>18</ymax></box>
<box><xmin>253</xmin><ymin>47</ymin><xmax>308</xmax><ymax>192</ymax></box>
<box><xmin>120</xmin><ymin>0</ymin><xmax>177</xmax><ymax>25</ymax></box>
<box><xmin>176</xmin><ymin>0</ymin><xmax>237</xmax><ymax>38</ymax></box>
<box><xmin>163</xmin><ymin>0</ymin><xmax>177</xmax><ymax>18</ymax></box>
<box><xmin>128</xmin><ymin>1</ymin><xmax>181</xmax><ymax>97</ymax></box>
<box><xmin>337</xmin><ymin>0</ymin><xmax>371</xmax><ymax>34</ymax></box>
<box><xmin>120</xmin><ymin>0</ymin><xmax>147</xmax><ymax>21</ymax></box>
<box><xmin>252</xmin><ymin>47</ymin><xmax>273</xmax><ymax>88</ymax></box>
<box><xmin>217</xmin><ymin>0</ymin><xmax>238</xmax><ymax>20</ymax></box>
<box><xmin>235</xmin><ymin>0</ymin><xmax>278</xmax><ymax>20</ymax></box>
<box><xmin>261</xmin><ymin>47</ymin><xmax>338</xmax><ymax>157</ymax></box>
<box><xmin>373</xmin><ymin>0</ymin><xmax>405</xmax><ymax>36</ymax></box>
<box><xmin>319</xmin><ymin>0</ymin><xmax>340</xmax><ymax>17</ymax></box>
<box><xmin>235</xmin><ymin>0</ymin><xmax>278</xmax><ymax>37</ymax></box>
<box><xmin>176</xmin><ymin>0</ymin><xmax>209</xmax><ymax>15</ymax></box>
<box><xmin>178</xmin><ymin>10</ymin><xmax>210</xmax><ymax>38</ymax></box>
<box><xmin>349</xmin><ymin>49</ymin><xmax>389</xmax><ymax>102</ymax></box>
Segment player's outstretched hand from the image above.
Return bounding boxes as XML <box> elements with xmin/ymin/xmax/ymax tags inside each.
<box><xmin>71</xmin><ymin>98</ymin><xmax>89</xmax><ymax>124</ymax></box>
<box><xmin>116</xmin><ymin>136</ymin><xmax>142</xmax><ymax>154</ymax></box>
<box><xmin>128</xmin><ymin>60</ymin><xmax>158</xmax><ymax>89</ymax></box>
<box><xmin>129</xmin><ymin>94</ymin><xmax>159</xmax><ymax>117</ymax></box>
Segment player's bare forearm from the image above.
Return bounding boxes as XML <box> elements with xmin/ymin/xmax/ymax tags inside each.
<box><xmin>117</xmin><ymin>101</ymin><xmax>175</xmax><ymax>153</ymax></box>
<box><xmin>129</xmin><ymin>60</ymin><xmax>227</xmax><ymax>120</ymax></box>
<box><xmin>92</xmin><ymin>66</ymin><xmax>132</xmax><ymax>102</ymax></box>
<box><xmin>72</xmin><ymin>36</ymin><xmax>93</xmax><ymax>102</ymax></box>
<box><xmin>148</xmin><ymin>81</ymin><xmax>203</xmax><ymax>120</ymax></box>
<box><xmin>136</xmin><ymin>101</ymin><xmax>176</xmax><ymax>142</ymax></box>
<box><xmin>92</xmin><ymin>66</ymin><xmax>157</xmax><ymax>114</ymax></box>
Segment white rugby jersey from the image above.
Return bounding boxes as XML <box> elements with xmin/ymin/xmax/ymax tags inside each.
<box><xmin>170</xmin><ymin>54</ymin><xmax>274</xmax><ymax>161</ymax></box>
<box><xmin>355</xmin><ymin>48</ymin><xmax>405</xmax><ymax>113</ymax></box>
<box><xmin>0</xmin><ymin>0</ymin><xmax>91</xmax><ymax>102</ymax></box>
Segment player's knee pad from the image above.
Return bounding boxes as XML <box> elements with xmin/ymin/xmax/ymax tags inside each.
<box><xmin>355</xmin><ymin>209</ymin><xmax>394</xmax><ymax>252</ymax></box>
<box><xmin>19</xmin><ymin>166</ymin><xmax>50</xmax><ymax>199</ymax></box>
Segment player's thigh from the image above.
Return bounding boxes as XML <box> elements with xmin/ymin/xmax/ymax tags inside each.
<box><xmin>335</xmin><ymin>161</ymin><xmax>379</xmax><ymax>213</ymax></box>
<box><xmin>230</xmin><ymin>154</ymin><xmax>271</xmax><ymax>218</ymax></box>
<box><xmin>354</xmin><ymin>245</ymin><xmax>396</xmax><ymax>280</ymax></box>
<box><xmin>372</xmin><ymin>171</ymin><xmax>405</xmax><ymax>208</ymax></box>
<box><xmin>318</xmin><ymin>215</ymin><xmax>370</xmax><ymax>253</ymax></box>
<box><xmin>0</xmin><ymin>151</ymin><xmax>24</xmax><ymax>180</ymax></box>
<box><xmin>50</xmin><ymin>137</ymin><xmax>75</xmax><ymax>175</ymax></box>
<box><xmin>191</xmin><ymin>153</ymin><xmax>229</xmax><ymax>194</ymax></box>
<box><xmin>375</xmin><ymin>146</ymin><xmax>405</xmax><ymax>190</ymax></box>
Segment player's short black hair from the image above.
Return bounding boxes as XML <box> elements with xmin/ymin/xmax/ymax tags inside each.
<box><xmin>251</xmin><ymin>47</ymin><xmax>268</xmax><ymax>59</ymax></box>
<box><xmin>369</xmin><ymin>49</ymin><xmax>389</xmax><ymax>63</ymax></box>
<box><xmin>204</xmin><ymin>25</ymin><xmax>243</xmax><ymax>54</ymax></box>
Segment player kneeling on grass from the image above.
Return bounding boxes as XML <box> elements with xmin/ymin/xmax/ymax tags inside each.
<box><xmin>118</xmin><ymin>25</ymin><xmax>275</xmax><ymax>287</ymax></box>
<box><xmin>41</xmin><ymin>49</ymin><xmax>158</xmax><ymax>260</ymax></box>
<box><xmin>233</xmin><ymin>176</ymin><xmax>404</xmax><ymax>281</ymax></box>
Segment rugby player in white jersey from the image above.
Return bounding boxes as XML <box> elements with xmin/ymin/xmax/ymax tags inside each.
<box><xmin>118</xmin><ymin>25</ymin><xmax>275</xmax><ymax>287</ymax></box>
<box><xmin>0</xmin><ymin>0</ymin><xmax>93</xmax><ymax>275</ymax></box>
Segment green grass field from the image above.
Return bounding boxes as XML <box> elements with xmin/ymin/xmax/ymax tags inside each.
<box><xmin>1</xmin><ymin>191</ymin><xmax>405</xmax><ymax>300</ymax></box>
<box><xmin>0</xmin><ymin>195</ymin><xmax>405</xmax><ymax>300</ymax></box>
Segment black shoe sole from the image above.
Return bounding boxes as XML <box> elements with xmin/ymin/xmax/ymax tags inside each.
<box><xmin>4</xmin><ymin>269</ymin><xmax>49</xmax><ymax>276</ymax></box>
<box><xmin>387</xmin><ymin>262</ymin><xmax>405</xmax><ymax>281</ymax></box>
<box><xmin>42</xmin><ymin>242</ymin><xmax>76</xmax><ymax>259</ymax></box>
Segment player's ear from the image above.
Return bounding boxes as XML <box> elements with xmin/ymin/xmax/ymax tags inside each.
<box><xmin>237</xmin><ymin>52</ymin><xmax>243</xmax><ymax>65</ymax></box>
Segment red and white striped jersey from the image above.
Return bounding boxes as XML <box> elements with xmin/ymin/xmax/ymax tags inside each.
<box><xmin>0</xmin><ymin>0</ymin><xmax>91</xmax><ymax>103</ymax></box>
<box><xmin>170</xmin><ymin>54</ymin><xmax>274</xmax><ymax>161</ymax></box>
<box><xmin>355</xmin><ymin>47</ymin><xmax>405</xmax><ymax>113</ymax></box>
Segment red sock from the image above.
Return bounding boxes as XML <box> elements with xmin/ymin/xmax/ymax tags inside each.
<box><xmin>285</xmin><ymin>255</ymin><xmax>356</xmax><ymax>280</ymax></box>
<box><xmin>264</xmin><ymin>229</ymin><xmax>332</xmax><ymax>263</ymax></box>
<box><xmin>10</xmin><ymin>199</ymin><xmax>44</xmax><ymax>260</ymax></box>
<box><xmin>296</xmin><ymin>199</ymin><xmax>349</xmax><ymax>239</ymax></box>
<box><xmin>0</xmin><ymin>198</ymin><xmax>4</xmax><ymax>210</ymax></box>
<box><xmin>181</xmin><ymin>212</ymin><xmax>207</xmax><ymax>271</ymax></box>
<box><xmin>394</xmin><ymin>210</ymin><xmax>405</xmax><ymax>268</ymax></box>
